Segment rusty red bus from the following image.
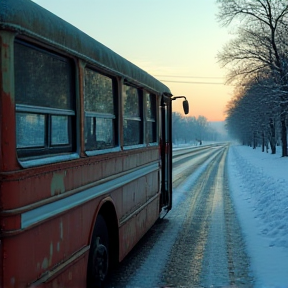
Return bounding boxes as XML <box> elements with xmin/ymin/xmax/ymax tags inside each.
<box><xmin>0</xmin><ymin>0</ymin><xmax>188</xmax><ymax>287</ymax></box>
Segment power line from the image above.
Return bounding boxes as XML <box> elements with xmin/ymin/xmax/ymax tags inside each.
<box><xmin>154</xmin><ymin>75</ymin><xmax>224</xmax><ymax>79</ymax></box>
<box><xmin>159</xmin><ymin>79</ymin><xmax>224</xmax><ymax>85</ymax></box>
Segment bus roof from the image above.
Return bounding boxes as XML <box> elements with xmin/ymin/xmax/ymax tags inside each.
<box><xmin>0</xmin><ymin>0</ymin><xmax>171</xmax><ymax>95</ymax></box>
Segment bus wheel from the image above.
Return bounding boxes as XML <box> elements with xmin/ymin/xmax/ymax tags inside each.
<box><xmin>87</xmin><ymin>215</ymin><xmax>109</xmax><ymax>287</ymax></box>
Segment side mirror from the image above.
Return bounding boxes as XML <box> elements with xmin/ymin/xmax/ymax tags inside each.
<box><xmin>169</xmin><ymin>95</ymin><xmax>189</xmax><ymax>115</ymax></box>
<box><xmin>183</xmin><ymin>100</ymin><xmax>189</xmax><ymax>115</ymax></box>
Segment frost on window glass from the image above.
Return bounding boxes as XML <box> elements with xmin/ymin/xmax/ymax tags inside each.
<box><xmin>123</xmin><ymin>86</ymin><xmax>140</xmax><ymax>117</ymax></box>
<box><xmin>123</xmin><ymin>119</ymin><xmax>141</xmax><ymax>146</ymax></box>
<box><xmin>146</xmin><ymin>92</ymin><xmax>157</xmax><ymax>143</ymax></box>
<box><xmin>84</xmin><ymin>69</ymin><xmax>116</xmax><ymax>151</ymax></box>
<box><xmin>85</xmin><ymin>117</ymin><xmax>115</xmax><ymax>150</ymax></box>
<box><xmin>51</xmin><ymin>116</ymin><xmax>69</xmax><ymax>145</ymax></box>
<box><xmin>84</xmin><ymin>69</ymin><xmax>114</xmax><ymax>114</ymax></box>
<box><xmin>14</xmin><ymin>40</ymin><xmax>75</xmax><ymax>157</ymax></box>
<box><xmin>16</xmin><ymin>113</ymin><xmax>45</xmax><ymax>148</ymax></box>
<box><xmin>123</xmin><ymin>85</ymin><xmax>142</xmax><ymax>146</ymax></box>
<box><xmin>14</xmin><ymin>43</ymin><xmax>72</xmax><ymax>110</ymax></box>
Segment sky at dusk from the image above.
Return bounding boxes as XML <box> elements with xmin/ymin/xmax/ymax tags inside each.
<box><xmin>32</xmin><ymin>0</ymin><xmax>235</xmax><ymax>122</ymax></box>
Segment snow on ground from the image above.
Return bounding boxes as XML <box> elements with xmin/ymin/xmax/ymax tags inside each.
<box><xmin>227</xmin><ymin>144</ymin><xmax>288</xmax><ymax>287</ymax></box>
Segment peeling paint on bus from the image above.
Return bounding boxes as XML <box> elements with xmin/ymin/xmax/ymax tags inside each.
<box><xmin>57</xmin><ymin>242</ymin><xmax>60</xmax><ymax>252</ymax></box>
<box><xmin>10</xmin><ymin>277</ymin><xmax>15</xmax><ymax>286</ymax></box>
<box><xmin>57</xmin><ymin>219</ymin><xmax>63</xmax><ymax>252</ymax></box>
<box><xmin>42</xmin><ymin>257</ymin><xmax>48</xmax><ymax>270</ymax></box>
<box><xmin>49</xmin><ymin>242</ymin><xmax>53</xmax><ymax>266</ymax></box>
<box><xmin>60</xmin><ymin>219</ymin><xmax>63</xmax><ymax>240</ymax></box>
<box><xmin>50</xmin><ymin>172</ymin><xmax>66</xmax><ymax>196</ymax></box>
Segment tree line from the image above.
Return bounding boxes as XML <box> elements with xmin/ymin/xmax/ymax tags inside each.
<box><xmin>217</xmin><ymin>0</ymin><xmax>288</xmax><ymax>156</ymax></box>
<box><xmin>172</xmin><ymin>113</ymin><xmax>225</xmax><ymax>145</ymax></box>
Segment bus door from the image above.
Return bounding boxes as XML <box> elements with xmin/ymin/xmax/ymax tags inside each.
<box><xmin>160</xmin><ymin>98</ymin><xmax>172</xmax><ymax>211</ymax></box>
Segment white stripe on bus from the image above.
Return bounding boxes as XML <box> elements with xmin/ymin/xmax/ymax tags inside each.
<box><xmin>21</xmin><ymin>162</ymin><xmax>159</xmax><ymax>229</ymax></box>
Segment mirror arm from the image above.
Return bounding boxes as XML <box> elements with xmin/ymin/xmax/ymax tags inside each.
<box><xmin>162</xmin><ymin>93</ymin><xmax>189</xmax><ymax>115</ymax></box>
<box><xmin>171</xmin><ymin>96</ymin><xmax>187</xmax><ymax>101</ymax></box>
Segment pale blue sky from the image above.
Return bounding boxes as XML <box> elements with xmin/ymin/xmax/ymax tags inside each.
<box><xmin>32</xmin><ymin>0</ymin><xmax>234</xmax><ymax>121</ymax></box>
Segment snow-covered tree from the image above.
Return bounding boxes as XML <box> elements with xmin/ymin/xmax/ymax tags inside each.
<box><xmin>217</xmin><ymin>0</ymin><xmax>288</xmax><ymax>156</ymax></box>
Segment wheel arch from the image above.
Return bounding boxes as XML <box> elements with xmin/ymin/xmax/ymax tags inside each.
<box><xmin>90</xmin><ymin>197</ymin><xmax>120</xmax><ymax>266</ymax></box>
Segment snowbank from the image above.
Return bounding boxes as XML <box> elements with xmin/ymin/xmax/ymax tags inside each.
<box><xmin>227</xmin><ymin>144</ymin><xmax>288</xmax><ymax>287</ymax></box>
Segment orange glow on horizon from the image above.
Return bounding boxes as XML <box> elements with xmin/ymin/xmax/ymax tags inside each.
<box><xmin>167</xmin><ymin>81</ymin><xmax>233</xmax><ymax>122</ymax></box>
<box><xmin>172</xmin><ymin>99</ymin><xmax>227</xmax><ymax>122</ymax></box>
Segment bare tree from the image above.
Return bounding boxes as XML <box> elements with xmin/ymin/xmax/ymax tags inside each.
<box><xmin>225</xmin><ymin>76</ymin><xmax>279</xmax><ymax>153</ymax></box>
<box><xmin>217</xmin><ymin>0</ymin><xmax>288</xmax><ymax>156</ymax></box>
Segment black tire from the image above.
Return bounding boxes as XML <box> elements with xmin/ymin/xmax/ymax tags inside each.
<box><xmin>87</xmin><ymin>215</ymin><xmax>109</xmax><ymax>288</ymax></box>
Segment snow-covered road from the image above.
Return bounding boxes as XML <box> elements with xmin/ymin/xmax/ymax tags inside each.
<box><xmin>104</xmin><ymin>144</ymin><xmax>253</xmax><ymax>287</ymax></box>
<box><xmin>103</xmin><ymin>143</ymin><xmax>288</xmax><ymax>287</ymax></box>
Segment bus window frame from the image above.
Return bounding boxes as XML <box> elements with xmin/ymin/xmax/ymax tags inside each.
<box><xmin>145</xmin><ymin>91</ymin><xmax>157</xmax><ymax>145</ymax></box>
<box><xmin>83</xmin><ymin>66</ymin><xmax>120</xmax><ymax>155</ymax></box>
<box><xmin>14</xmin><ymin>38</ymin><xmax>79</xmax><ymax>167</ymax></box>
<box><xmin>122</xmin><ymin>83</ymin><xmax>145</xmax><ymax>149</ymax></box>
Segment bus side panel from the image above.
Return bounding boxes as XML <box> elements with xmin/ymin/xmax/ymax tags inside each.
<box><xmin>2</xmin><ymin>161</ymin><xmax>160</xmax><ymax>286</ymax></box>
<box><xmin>2</xmin><ymin>202</ymin><xmax>99</xmax><ymax>287</ymax></box>
<box><xmin>119</xmin><ymin>196</ymin><xmax>160</xmax><ymax>262</ymax></box>
<box><xmin>118</xmin><ymin>170</ymin><xmax>160</xmax><ymax>261</ymax></box>
<box><xmin>1</xmin><ymin>149</ymin><xmax>157</xmax><ymax>210</ymax></box>
<box><xmin>32</xmin><ymin>253</ymin><xmax>89</xmax><ymax>288</ymax></box>
<box><xmin>0</xmin><ymin>158</ymin><xmax>118</xmax><ymax>210</ymax></box>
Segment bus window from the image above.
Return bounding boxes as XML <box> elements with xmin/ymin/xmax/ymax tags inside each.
<box><xmin>123</xmin><ymin>85</ymin><xmax>143</xmax><ymax>146</ymax></box>
<box><xmin>146</xmin><ymin>92</ymin><xmax>157</xmax><ymax>143</ymax></box>
<box><xmin>84</xmin><ymin>68</ymin><xmax>116</xmax><ymax>151</ymax></box>
<box><xmin>51</xmin><ymin>115</ymin><xmax>70</xmax><ymax>145</ymax></box>
<box><xmin>14</xmin><ymin>40</ymin><xmax>75</xmax><ymax>158</ymax></box>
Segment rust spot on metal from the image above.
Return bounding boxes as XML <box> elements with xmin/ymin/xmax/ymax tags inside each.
<box><xmin>2</xmin><ymin>42</ymin><xmax>9</xmax><ymax>58</ymax></box>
